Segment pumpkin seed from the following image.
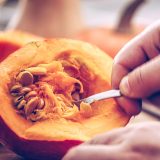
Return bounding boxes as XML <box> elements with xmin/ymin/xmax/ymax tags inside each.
<box><xmin>37</xmin><ymin>98</ymin><xmax>45</xmax><ymax>109</ymax></box>
<box><xmin>29</xmin><ymin>110</ymin><xmax>43</xmax><ymax>122</ymax></box>
<box><xmin>17</xmin><ymin>100</ymin><xmax>26</xmax><ymax>110</ymax></box>
<box><xmin>17</xmin><ymin>71</ymin><xmax>33</xmax><ymax>86</ymax></box>
<box><xmin>57</xmin><ymin>96</ymin><xmax>63</xmax><ymax>101</ymax></box>
<box><xmin>20</xmin><ymin>87</ymin><xmax>32</xmax><ymax>95</ymax></box>
<box><xmin>10</xmin><ymin>84</ymin><xmax>22</xmax><ymax>96</ymax></box>
<box><xmin>25</xmin><ymin>67</ymin><xmax>47</xmax><ymax>76</ymax></box>
<box><xmin>14</xmin><ymin>96</ymin><xmax>24</xmax><ymax>106</ymax></box>
<box><xmin>25</xmin><ymin>91</ymin><xmax>37</xmax><ymax>100</ymax></box>
<box><xmin>24</xmin><ymin>97</ymin><xmax>39</xmax><ymax>116</ymax></box>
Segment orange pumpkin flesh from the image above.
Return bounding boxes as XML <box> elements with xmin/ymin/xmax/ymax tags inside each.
<box><xmin>0</xmin><ymin>39</ymin><xmax>129</xmax><ymax>159</ymax></box>
<box><xmin>0</xmin><ymin>31</ymin><xmax>42</xmax><ymax>62</ymax></box>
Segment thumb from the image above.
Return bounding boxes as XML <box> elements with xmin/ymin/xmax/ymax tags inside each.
<box><xmin>120</xmin><ymin>55</ymin><xmax>160</xmax><ymax>98</ymax></box>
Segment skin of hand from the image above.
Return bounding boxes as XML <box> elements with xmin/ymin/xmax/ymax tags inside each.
<box><xmin>112</xmin><ymin>20</ymin><xmax>160</xmax><ymax>115</ymax></box>
<box><xmin>63</xmin><ymin>122</ymin><xmax>160</xmax><ymax>160</ymax></box>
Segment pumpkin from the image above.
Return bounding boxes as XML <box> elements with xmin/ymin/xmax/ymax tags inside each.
<box><xmin>0</xmin><ymin>30</ymin><xmax>42</xmax><ymax>62</ymax></box>
<box><xmin>0</xmin><ymin>39</ymin><xmax>130</xmax><ymax>160</ymax></box>
<box><xmin>76</xmin><ymin>0</ymin><xmax>146</xmax><ymax>58</ymax></box>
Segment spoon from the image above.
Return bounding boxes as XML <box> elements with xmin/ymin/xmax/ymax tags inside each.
<box><xmin>74</xmin><ymin>89</ymin><xmax>121</xmax><ymax>107</ymax></box>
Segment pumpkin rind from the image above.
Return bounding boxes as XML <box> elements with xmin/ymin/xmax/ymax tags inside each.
<box><xmin>0</xmin><ymin>31</ymin><xmax>42</xmax><ymax>62</ymax></box>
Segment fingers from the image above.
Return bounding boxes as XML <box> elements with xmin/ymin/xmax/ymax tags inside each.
<box><xmin>63</xmin><ymin>122</ymin><xmax>160</xmax><ymax>160</ymax></box>
<box><xmin>112</xmin><ymin>62</ymin><xmax>142</xmax><ymax>115</ymax></box>
<box><xmin>84</xmin><ymin>126</ymin><xmax>130</xmax><ymax>145</ymax></box>
<box><xmin>63</xmin><ymin>127</ymin><xmax>131</xmax><ymax>160</ymax></box>
<box><xmin>120</xmin><ymin>55</ymin><xmax>160</xmax><ymax>98</ymax></box>
<box><xmin>111</xmin><ymin>61</ymin><xmax>141</xmax><ymax>115</ymax></box>
<box><xmin>112</xmin><ymin>21</ymin><xmax>160</xmax><ymax>89</ymax></box>
<box><xmin>62</xmin><ymin>145</ymin><xmax>123</xmax><ymax>160</ymax></box>
<box><xmin>112</xmin><ymin>21</ymin><xmax>160</xmax><ymax>115</ymax></box>
<box><xmin>115</xmin><ymin>97</ymin><xmax>142</xmax><ymax>115</ymax></box>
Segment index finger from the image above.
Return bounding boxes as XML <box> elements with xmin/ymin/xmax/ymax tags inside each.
<box><xmin>112</xmin><ymin>21</ymin><xmax>160</xmax><ymax>89</ymax></box>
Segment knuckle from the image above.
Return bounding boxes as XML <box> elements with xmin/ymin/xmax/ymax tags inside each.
<box><xmin>134</xmin><ymin>68</ymin><xmax>144</xmax><ymax>87</ymax></box>
<box><xmin>128</xmin><ymin>67</ymin><xmax>145</xmax><ymax>97</ymax></box>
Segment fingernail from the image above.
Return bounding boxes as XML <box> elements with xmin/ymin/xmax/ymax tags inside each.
<box><xmin>120</xmin><ymin>76</ymin><xmax>130</xmax><ymax>96</ymax></box>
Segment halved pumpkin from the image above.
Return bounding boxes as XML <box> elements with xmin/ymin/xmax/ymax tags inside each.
<box><xmin>0</xmin><ymin>39</ymin><xmax>130</xmax><ymax>160</ymax></box>
<box><xmin>0</xmin><ymin>30</ymin><xmax>42</xmax><ymax>62</ymax></box>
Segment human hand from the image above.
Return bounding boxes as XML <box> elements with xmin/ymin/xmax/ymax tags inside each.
<box><xmin>112</xmin><ymin>21</ymin><xmax>160</xmax><ymax>115</ymax></box>
<box><xmin>63</xmin><ymin>122</ymin><xmax>160</xmax><ymax>160</ymax></box>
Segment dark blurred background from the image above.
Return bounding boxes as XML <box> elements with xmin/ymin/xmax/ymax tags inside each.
<box><xmin>0</xmin><ymin>0</ymin><xmax>160</xmax><ymax>30</ymax></box>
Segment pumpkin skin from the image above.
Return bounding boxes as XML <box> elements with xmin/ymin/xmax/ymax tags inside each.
<box><xmin>76</xmin><ymin>26</ymin><xmax>144</xmax><ymax>58</ymax></box>
<box><xmin>0</xmin><ymin>39</ymin><xmax>130</xmax><ymax>160</ymax></box>
<box><xmin>0</xmin><ymin>31</ymin><xmax>42</xmax><ymax>62</ymax></box>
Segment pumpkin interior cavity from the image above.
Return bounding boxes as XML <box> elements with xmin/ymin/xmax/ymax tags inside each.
<box><xmin>9</xmin><ymin>56</ymin><xmax>99</xmax><ymax>122</ymax></box>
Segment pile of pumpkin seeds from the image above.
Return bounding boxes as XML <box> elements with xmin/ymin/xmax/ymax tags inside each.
<box><xmin>9</xmin><ymin>62</ymin><xmax>84</xmax><ymax>122</ymax></box>
<box><xmin>10</xmin><ymin>67</ymin><xmax>46</xmax><ymax>121</ymax></box>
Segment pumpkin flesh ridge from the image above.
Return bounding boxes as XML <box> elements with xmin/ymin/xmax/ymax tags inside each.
<box><xmin>6</xmin><ymin>55</ymin><xmax>111</xmax><ymax>141</ymax></box>
<box><xmin>0</xmin><ymin>40</ymin><xmax>129</xmax><ymax>143</ymax></box>
<box><xmin>0</xmin><ymin>31</ymin><xmax>43</xmax><ymax>62</ymax></box>
<box><xmin>0</xmin><ymin>41</ymin><xmax>20</xmax><ymax>62</ymax></box>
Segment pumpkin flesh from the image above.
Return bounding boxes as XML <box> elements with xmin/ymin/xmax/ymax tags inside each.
<box><xmin>0</xmin><ymin>39</ymin><xmax>129</xmax><ymax>159</ymax></box>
